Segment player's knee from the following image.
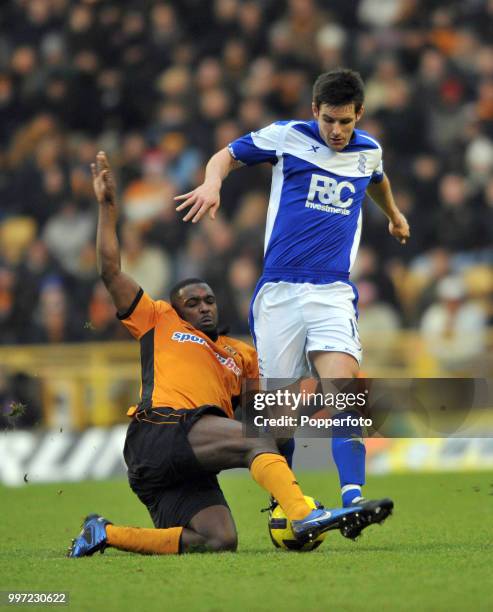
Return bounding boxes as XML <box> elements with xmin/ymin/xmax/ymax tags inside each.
<box><xmin>206</xmin><ymin>532</ymin><xmax>238</xmax><ymax>552</ymax></box>
<box><xmin>182</xmin><ymin>528</ymin><xmax>237</xmax><ymax>553</ymax></box>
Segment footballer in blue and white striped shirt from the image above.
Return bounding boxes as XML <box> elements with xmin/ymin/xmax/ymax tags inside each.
<box><xmin>176</xmin><ymin>68</ymin><xmax>409</xmax><ymax>536</ymax></box>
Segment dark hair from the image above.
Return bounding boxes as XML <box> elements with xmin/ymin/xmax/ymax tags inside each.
<box><xmin>169</xmin><ymin>277</ymin><xmax>210</xmax><ymax>308</ymax></box>
<box><xmin>312</xmin><ymin>68</ymin><xmax>365</xmax><ymax>112</ymax></box>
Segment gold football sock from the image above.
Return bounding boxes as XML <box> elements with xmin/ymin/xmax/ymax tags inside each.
<box><xmin>250</xmin><ymin>453</ymin><xmax>310</xmax><ymax>521</ymax></box>
<box><xmin>106</xmin><ymin>525</ymin><xmax>183</xmax><ymax>555</ymax></box>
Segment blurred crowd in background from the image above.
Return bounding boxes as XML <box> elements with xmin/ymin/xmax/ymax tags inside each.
<box><xmin>0</xmin><ymin>0</ymin><xmax>492</xmax><ymax>372</ymax></box>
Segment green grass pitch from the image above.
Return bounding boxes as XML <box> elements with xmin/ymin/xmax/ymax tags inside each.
<box><xmin>1</xmin><ymin>471</ymin><xmax>492</xmax><ymax>611</ymax></box>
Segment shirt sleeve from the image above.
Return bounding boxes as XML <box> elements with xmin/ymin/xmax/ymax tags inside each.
<box><xmin>228</xmin><ymin>122</ymin><xmax>287</xmax><ymax>166</ymax></box>
<box><xmin>239</xmin><ymin>342</ymin><xmax>259</xmax><ymax>380</ymax></box>
<box><xmin>117</xmin><ymin>288</ymin><xmax>172</xmax><ymax>340</ymax></box>
<box><xmin>370</xmin><ymin>148</ymin><xmax>384</xmax><ymax>183</ymax></box>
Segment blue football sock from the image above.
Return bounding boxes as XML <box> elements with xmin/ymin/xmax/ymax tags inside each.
<box><xmin>331</xmin><ymin>411</ymin><xmax>366</xmax><ymax>507</ymax></box>
<box><xmin>278</xmin><ymin>438</ymin><xmax>295</xmax><ymax>469</ymax></box>
<box><xmin>341</xmin><ymin>485</ymin><xmax>363</xmax><ymax>507</ymax></box>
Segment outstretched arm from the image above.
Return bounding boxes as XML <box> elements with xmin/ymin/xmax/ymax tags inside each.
<box><xmin>92</xmin><ymin>151</ymin><xmax>140</xmax><ymax>314</ymax></box>
<box><xmin>174</xmin><ymin>147</ymin><xmax>244</xmax><ymax>223</ymax></box>
<box><xmin>366</xmin><ymin>173</ymin><xmax>410</xmax><ymax>245</ymax></box>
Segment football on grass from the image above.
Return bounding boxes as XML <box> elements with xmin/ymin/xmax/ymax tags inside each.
<box><xmin>268</xmin><ymin>495</ymin><xmax>327</xmax><ymax>551</ymax></box>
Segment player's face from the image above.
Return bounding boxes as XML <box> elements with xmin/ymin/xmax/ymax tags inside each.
<box><xmin>176</xmin><ymin>283</ymin><xmax>219</xmax><ymax>335</ymax></box>
<box><xmin>312</xmin><ymin>102</ymin><xmax>364</xmax><ymax>151</ymax></box>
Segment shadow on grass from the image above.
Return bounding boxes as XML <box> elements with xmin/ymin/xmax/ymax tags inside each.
<box><xmin>242</xmin><ymin>541</ymin><xmax>487</xmax><ymax>555</ymax></box>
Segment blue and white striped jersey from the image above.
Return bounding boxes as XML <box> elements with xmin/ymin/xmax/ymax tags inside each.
<box><xmin>228</xmin><ymin>120</ymin><xmax>383</xmax><ymax>285</ymax></box>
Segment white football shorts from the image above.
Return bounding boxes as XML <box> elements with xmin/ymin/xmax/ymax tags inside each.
<box><xmin>250</xmin><ymin>281</ymin><xmax>362</xmax><ymax>380</ymax></box>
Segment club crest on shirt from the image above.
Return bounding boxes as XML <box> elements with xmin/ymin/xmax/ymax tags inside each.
<box><xmin>358</xmin><ymin>153</ymin><xmax>367</xmax><ymax>174</ymax></box>
<box><xmin>222</xmin><ymin>344</ymin><xmax>238</xmax><ymax>357</ymax></box>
